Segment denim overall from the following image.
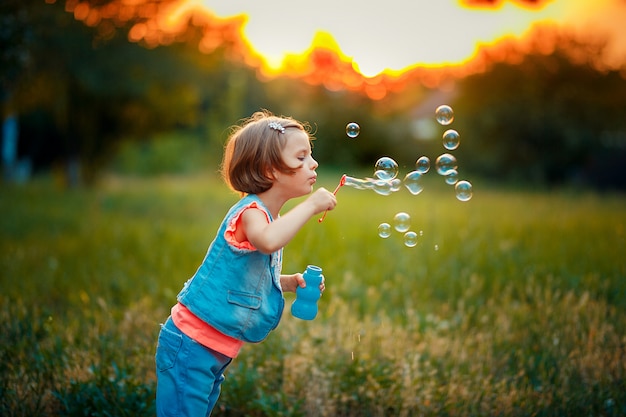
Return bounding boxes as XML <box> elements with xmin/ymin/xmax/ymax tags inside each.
<box><xmin>177</xmin><ymin>194</ymin><xmax>285</xmax><ymax>342</ymax></box>
<box><xmin>156</xmin><ymin>195</ymin><xmax>284</xmax><ymax>416</ymax></box>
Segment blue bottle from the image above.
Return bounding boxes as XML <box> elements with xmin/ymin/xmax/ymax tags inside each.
<box><xmin>291</xmin><ymin>265</ymin><xmax>323</xmax><ymax>320</ymax></box>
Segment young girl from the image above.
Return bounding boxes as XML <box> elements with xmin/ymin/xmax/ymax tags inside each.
<box><xmin>155</xmin><ymin>110</ymin><xmax>337</xmax><ymax>416</ymax></box>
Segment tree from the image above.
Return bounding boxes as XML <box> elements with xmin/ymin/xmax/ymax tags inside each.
<box><xmin>4</xmin><ymin>0</ymin><xmax>256</xmax><ymax>184</ymax></box>
<box><xmin>452</xmin><ymin>31</ymin><xmax>626</xmax><ymax>188</ymax></box>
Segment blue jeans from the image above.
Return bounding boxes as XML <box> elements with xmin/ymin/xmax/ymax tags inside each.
<box><xmin>156</xmin><ymin>317</ymin><xmax>232</xmax><ymax>417</ymax></box>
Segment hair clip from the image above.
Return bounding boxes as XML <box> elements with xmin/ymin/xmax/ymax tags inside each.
<box><xmin>268</xmin><ymin>121</ymin><xmax>285</xmax><ymax>134</ymax></box>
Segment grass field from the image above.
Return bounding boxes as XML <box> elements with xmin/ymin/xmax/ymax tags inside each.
<box><xmin>1</xmin><ymin>172</ymin><xmax>625</xmax><ymax>416</ymax></box>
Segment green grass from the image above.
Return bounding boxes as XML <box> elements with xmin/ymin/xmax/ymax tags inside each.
<box><xmin>1</xmin><ymin>172</ymin><xmax>625</xmax><ymax>416</ymax></box>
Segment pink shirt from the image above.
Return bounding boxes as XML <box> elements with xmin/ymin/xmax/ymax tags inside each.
<box><xmin>171</xmin><ymin>303</ymin><xmax>244</xmax><ymax>358</ymax></box>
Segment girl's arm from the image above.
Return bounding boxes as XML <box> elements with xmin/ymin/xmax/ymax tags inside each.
<box><xmin>243</xmin><ymin>188</ymin><xmax>336</xmax><ymax>254</ymax></box>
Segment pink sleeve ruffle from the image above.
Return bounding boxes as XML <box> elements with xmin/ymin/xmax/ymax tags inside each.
<box><xmin>224</xmin><ymin>201</ymin><xmax>270</xmax><ymax>251</ymax></box>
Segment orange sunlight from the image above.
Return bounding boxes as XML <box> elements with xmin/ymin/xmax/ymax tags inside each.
<box><xmin>64</xmin><ymin>0</ymin><xmax>626</xmax><ymax>99</ymax></box>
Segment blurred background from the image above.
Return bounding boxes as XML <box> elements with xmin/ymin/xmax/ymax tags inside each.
<box><xmin>2</xmin><ymin>3</ymin><xmax>626</xmax><ymax>415</ymax></box>
<box><xmin>1</xmin><ymin>0</ymin><xmax>626</xmax><ymax>188</ymax></box>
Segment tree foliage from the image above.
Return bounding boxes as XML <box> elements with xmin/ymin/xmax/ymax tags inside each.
<box><xmin>451</xmin><ymin>33</ymin><xmax>626</xmax><ymax>188</ymax></box>
<box><xmin>4</xmin><ymin>0</ymin><xmax>259</xmax><ymax>183</ymax></box>
<box><xmin>2</xmin><ymin>1</ymin><xmax>625</xmax><ymax>188</ymax></box>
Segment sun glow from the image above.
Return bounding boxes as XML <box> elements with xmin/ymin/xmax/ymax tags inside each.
<box><xmin>193</xmin><ymin>0</ymin><xmax>568</xmax><ymax>77</ymax></box>
<box><xmin>66</xmin><ymin>0</ymin><xmax>626</xmax><ymax>98</ymax></box>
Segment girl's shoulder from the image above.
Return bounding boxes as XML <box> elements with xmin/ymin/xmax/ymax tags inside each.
<box><xmin>230</xmin><ymin>194</ymin><xmax>272</xmax><ymax>220</ymax></box>
<box><xmin>223</xmin><ymin>195</ymin><xmax>272</xmax><ymax>252</ymax></box>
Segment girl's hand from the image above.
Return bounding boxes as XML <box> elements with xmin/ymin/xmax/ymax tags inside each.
<box><xmin>280</xmin><ymin>273</ymin><xmax>326</xmax><ymax>294</ymax></box>
<box><xmin>306</xmin><ymin>188</ymin><xmax>337</xmax><ymax>215</ymax></box>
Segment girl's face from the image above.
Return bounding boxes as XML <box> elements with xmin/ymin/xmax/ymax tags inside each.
<box><xmin>274</xmin><ymin>130</ymin><xmax>318</xmax><ymax>197</ymax></box>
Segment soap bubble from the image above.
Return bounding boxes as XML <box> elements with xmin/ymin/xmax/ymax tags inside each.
<box><xmin>404</xmin><ymin>231</ymin><xmax>418</xmax><ymax>247</ymax></box>
<box><xmin>374</xmin><ymin>157</ymin><xmax>399</xmax><ymax>180</ymax></box>
<box><xmin>445</xmin><ymin>169</ymin><xmax>458</xmax><ymax>185</ymax></box>
<box><xmin>344</xmin><ymin>175</ymin><xmax>367</xmax><ymax>190</ymax></box>
<box><xmin>455</xmin><ymin>180</ymin><xmax>473</xmax><ymax>201</ymax></box>
<box><xmin>442</xmin><ymin>129</ymin><xmax>460</xmax><ymax>150</ymax></box>
<box><xmin>393</xmin><ymin>212</ymin><xmax>411</xmax><ymax>233</ymax></box>
<box><xmin>403</xmin><ymin>171</ymin><xmax>425</xmax><ymax>195</ymax></box>
<box><xmin>435</xmin><ymin>153</ymin><xmax>458</xmax><ymax>175</ymax></box>
<box><xmin>378</xmin><ymin>223</ymin><xmax>391</xmax><ymax>238</ymax></box>
<box><xmin>390</xmin><ymin>178</ymin><xmax>402</xmax><ymax>192</ymax></box>
<box><xmin>415</xmin><ymin>156</ymin><xmax>430</xmax><ymax>174</ymax></box>
<box><xmin>373</xmin><ymin>179</ymin><xmax>394</xmax><ymax>196</ymax></box>
<box><xmin>435</xmin><ymin>105</ymin><xmax>454</xmax><ymax>125</ymax></box>
<box><xmin>346</xmin><ymin>122</ymin><xmax>360</xmax><ymax>138</ymax></box>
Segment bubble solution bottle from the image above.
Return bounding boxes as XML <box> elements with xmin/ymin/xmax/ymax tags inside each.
<box><xmin>291</xmin><ymin>265</ymin><xmax>323</xmax><ymax>320</ymax></box>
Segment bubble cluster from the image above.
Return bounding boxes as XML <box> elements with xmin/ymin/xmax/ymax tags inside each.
<box><xmin>343</xmin><ymin>107</ymin><xmax>471</xmax><ymax>204</ymax></box>
<box><xmin>432</xmin><ymin>106</ymin><xmax>472</xmax><ymax>200</ymax></box>
<box><xmin>346</xmin><ymin>122</ymin><xmax>360</xmax><ymax>138</ymax></box>
<box><xmin>376</xmin><ymin>212</ymin><xmax>421</xmax><ymax>248</ymax></box>
<box><xmin>342</xmin><ymin>108</ymin><xmax>473</xmax><ymax>248</ymax></box>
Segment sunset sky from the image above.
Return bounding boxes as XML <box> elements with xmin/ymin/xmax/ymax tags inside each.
<box><xmin>176</xmin><ymin>0</ymin><xmax>626</xmax><ymax>77</ymax></box>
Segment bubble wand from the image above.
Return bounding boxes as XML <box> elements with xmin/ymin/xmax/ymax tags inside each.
<box><xmin>318</xmin><ymin>174</ymin><xmax>346</xmax><ymax>223</ymax></box>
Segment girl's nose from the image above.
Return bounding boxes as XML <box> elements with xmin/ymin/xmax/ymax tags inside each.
<box><xmin>311</xmin><ymin>157</ymin><xmax>319</xmax><ymax>169</ymax></box>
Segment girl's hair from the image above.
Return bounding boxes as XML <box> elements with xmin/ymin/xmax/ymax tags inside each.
<box><xmin>221</xmin><ymin>110</ymin><xmax>314</xmax><ymax>195</ymax></box>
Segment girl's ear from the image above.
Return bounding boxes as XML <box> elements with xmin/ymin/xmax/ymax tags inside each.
<box><xmin>267</xmin><ymin>168</ymin><xmax>278</xmax><ymax>182</ymax></box>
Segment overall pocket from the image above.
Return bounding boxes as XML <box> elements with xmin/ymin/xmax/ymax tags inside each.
<box><xmin>227</xmin><ymin>290</ymin><xmax>262</xmax><ymax>309</ymax></box>
<box><xmin>155</xmin><ymin>323</ymin><xmax>183</xmax><ymax>372</ymax></box>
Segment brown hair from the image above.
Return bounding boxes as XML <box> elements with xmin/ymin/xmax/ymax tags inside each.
<box><xmin>221</xmin><ymin>110</ymin><xmax>314</xmax><ymax>195</ymax></box>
